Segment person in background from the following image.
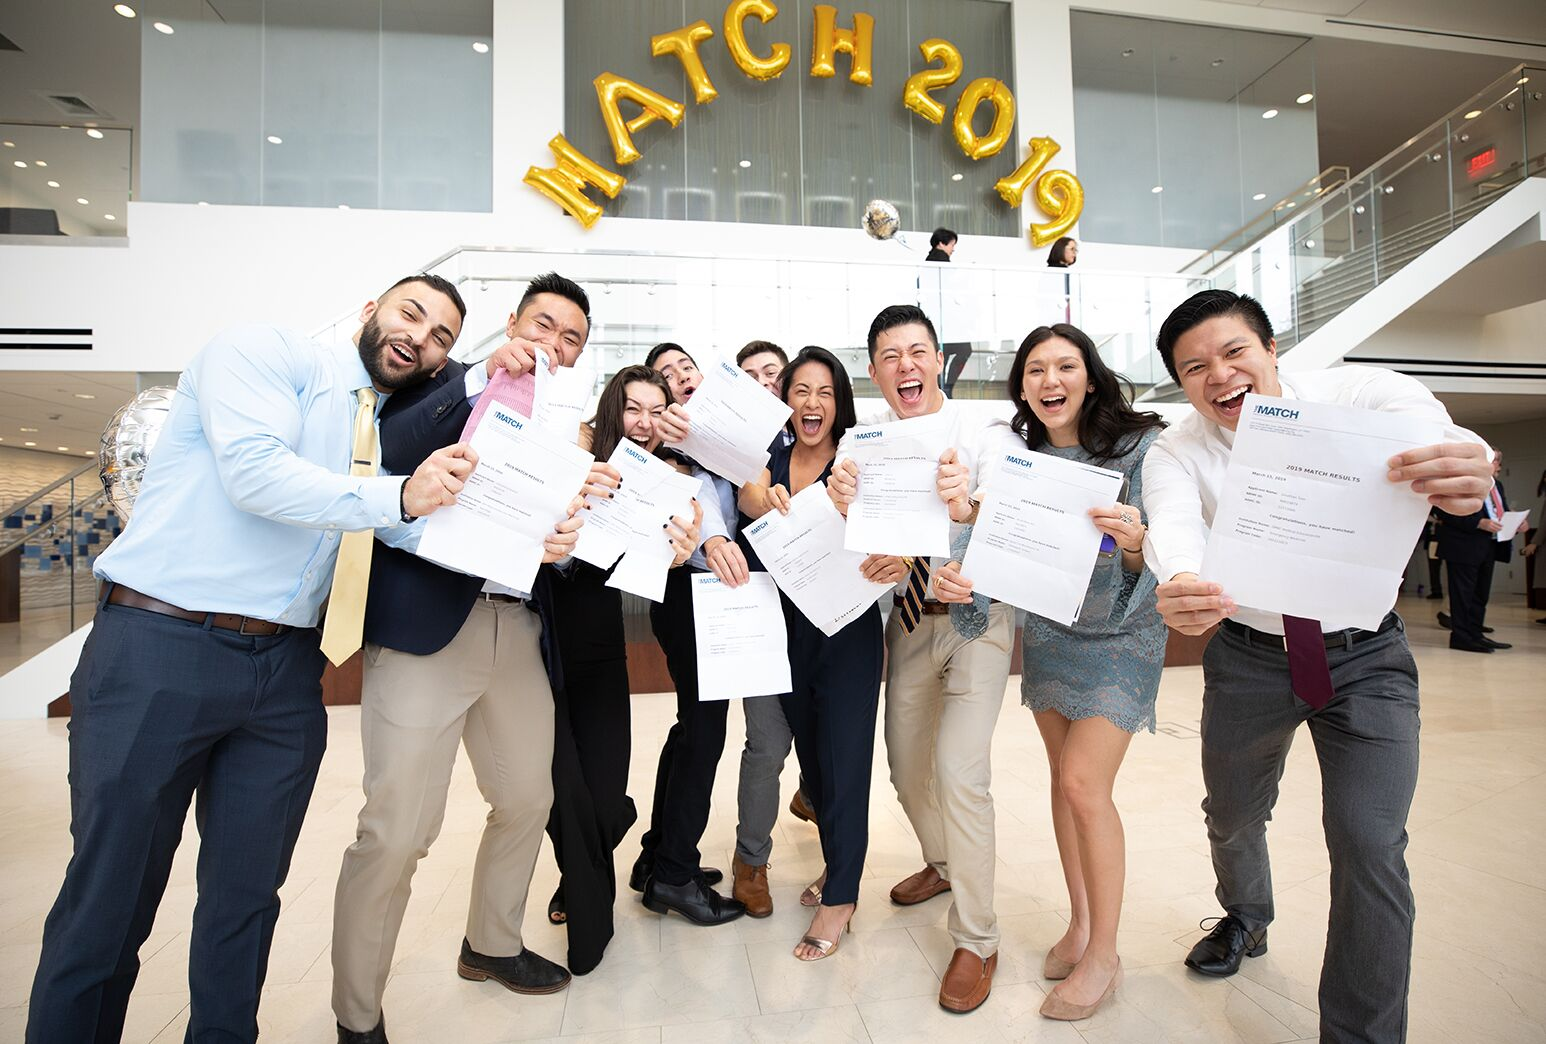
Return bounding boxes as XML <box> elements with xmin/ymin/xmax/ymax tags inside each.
<box><xmin>544</xmin><ymin>365</ymin><xmax>702</xmax><ymax>972</ymax></box>
<box><xmin>925</xmin><ymin>228</ymin><xmax>972</xmax><ymax>397</ymax></box>
<box><xmin>738</xmin><ymin>346</ymin><xmax>882</xmax><ymax>961</ymax></box>
<box><xmin>1524</xmin><ymin>468</ymin><xmax>1545</xmax><ymax>624</ymax></box>
<box><xmin>1421</xmin><ymin>510</ymin><xmax>1445</xmax><ymax>599</ymax></box>
<box><xmin>737</xmin><ymin>340</ymin><xmax>788</xmax><ymax>396</ymax></box>
<box><xmin>934</xmin><ymin>323</ymin><xmax>1165</xmax><ymax>1021</ymax></box>
<box><xmin>1436</xmin><ymin>450</ymin><xmax>1512</xmax><ymax>652</ymax></box>
<box><xmin>1046</xmin><ymin>237</ymin><xmax>1079</xmax><ymax>267</ymax></box>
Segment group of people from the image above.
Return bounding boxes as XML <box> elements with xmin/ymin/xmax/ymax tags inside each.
<box><xmin>24</xmin><ymin>269</ymin><xmax>1496</xmax><ymax>1044</ymax></box>
<box><xmin>1428</xmin><ymin>452</ymin><xmax>1534</xmax><ymax>651</ymax></box>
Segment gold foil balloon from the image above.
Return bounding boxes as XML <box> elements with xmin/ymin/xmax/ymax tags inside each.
<box><xmin>993</xmin><ymin>137</ymin><xmax>1085</xmax><ymax>246</ymax></box>
<box><xmin>652</xmin><ymin>21</ymin><xmax>719</xmax><ymax>104</ymax></box>
<box><xmin>523</xmin><ymin>134</ymin><xmax>627</xmax><ymax>229</ymax></box>
<box><xmin>1030</xmin><ymin>169</ymin><xmax>1084</xmax><ymax>247</ymax></box>
<box><xmin>862</xmin><ymin>199</ymin><xmax>900</xmax><ymax>239</ymax></box>
<box><xmin>809</xmin><ymin>5</ymin><xmax>874</xmax><ymax>86</ymax></box>
<box><xmin>99</xmin><ymin>386</ymin><xmax>176</xmax><ymax>519</ymax></box>
<box><xmin>593</xmin><ymin>72</ymin><xmax>686</xmax><ymax>166</ymax></box>
<box><xmin>952</xmin><ymin>78</ymin><xmax>1014</xmax><ymax>160</ymax></box>
<box><xmin>902</xmin><ymin>38</ymin><xmax>962</xmax><ymax>124</ymax></box>
<box><xmin>724</xmin><ymin>0</ymin><xmax>791</xmax><ymax>81</ymax></box>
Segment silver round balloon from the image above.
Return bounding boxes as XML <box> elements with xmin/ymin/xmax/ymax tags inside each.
<box><xmin>99</xmin><ymin>386</ymin><xmax>177</xmax><ymax>519</ymax></box>
<box><xmin>861</xmin><ymin>199</ymin><xmax>901</xmax><ymax>240</ymax></box>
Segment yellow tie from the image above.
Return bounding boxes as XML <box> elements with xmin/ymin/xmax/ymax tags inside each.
<box><xmin>320</xmin><ymin>387</ymin><xmax>380</xmax><ymax>666</ymax></box>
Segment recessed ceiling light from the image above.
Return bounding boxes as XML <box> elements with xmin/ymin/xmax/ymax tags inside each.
<box><xmin>46</xmin><ymin>180</ymin><xmax>60</xmax><ymax>188</ymax></box>
<box><xmin>12</xmin><ymin>160</ymin><xmax>25</xmax><ymax>168</ymax></box>
<box><xmin>1297</xmin><ymin>93</ymin><xmax>1314</xmax><ymax>104</ymax></box>
<box><xmin>86</xmin><ymin>128</ymin><xmax>104</xmax><ymax>139</ymax></box>
<box><xmin>266</xmin><ymin>135</ymin><xmax>283</xmax><ymax>144</ymax></box>
<box><xmin>20</xmin><ymin>426</ymin><xmax>38</xmax><ymax>432</ymax></box>
<box><xmin>35</xmin><ymin>160</ymin><xmax>47</xmax><ymax>167</ymax></box>
<box><xmin>1</xmin><ymin>140</ymin><xmax>12</xmax><ymax>147</ymax></box>
<box><xmin>198</xmin><ymin>200</ymin><xmax>209</xmax><ymax>206</ymax></box>
<box><xmin>74</xmin><ymin>392</ymin><xmax>96</xmax><ymax>399</ymax></box>
<box><xmin>951</xmin><ymin>173</ymin><xmax>963</xmax><ymax>182</ymax></box>
<box><xmin>1463</xmin><ymin>109</ymin><xmax>1482</xmax><ymax>119</ymax></box>
<box><xmin>1121</xmin><ymin>48</ymin><xmax>1134</xmax><ymax>57</ymax></box>
<box><xmin>1252</xmin><ymin>192</ymin><xmax>1266</xmax><ymax>201</ymax></box>
<box><xmin>472</xmin><ymin>41</ymin><xmax>489</xmax><ymax>54</ymax></box>
<box><xmin>104</xmin><ymin>214</ymin><xmax>117</xmax><ymax>221</ymax></box>
<box><xmin>152</xmin><ymin>20</ymin><xmax>173</xmax><ymax>34</ymax></box>
<box><xmin>57</xmin><ymin>447</ymin><xmax>69</xmax><ymax>452</ymax></box>
<box><xmin>1519</xmin><ymin>76</ymin><xmax>1530</xmax><ymax>85</ymax></box>
<box><xmin>1286</xmin><ymin>201</ymin><xmax>1296</xmax><ymax>208</ymax></box>
<box><xmin>1262</xmin><ymin>108</ymin><xmax>1279</xmax><ymax>119</ymax></box>
<box><xmin>24</xmin><ymin>442</ymin><xmax>36</xmax><ymax>447</ymax></box>
<box><xmin>738</xmin><ymin>159</ymin><xmax>751</xmax><ymax>169</ymax></box>
<box><xmin>1211</xmin><ymin>58</ymin><xmax>1224</xmax><ymax>67</ymax></box>
<box><xmin>76</xmin><ymin>197</ymin><xmax>89</xmax><ymax>205</ymax></box>
<box><xmin>1151</xmin><ymin>185</ymin><xmax>1163</xmax><ymax>193</ymax></box>
<box><xmin>114</xmin><ymin>3</ymin><xmax>136</xmax><ymax>16</ymax></box>
<box><xmin>338</xmin><ymin>203</ymin><xmax>350</xmax><ymax>210</ymax></box>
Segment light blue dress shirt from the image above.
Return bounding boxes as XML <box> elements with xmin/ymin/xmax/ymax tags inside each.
<box><xmin>95</xmin><ymin>326</ymin><xmax>417</xmax><ymax>626</ymax></box>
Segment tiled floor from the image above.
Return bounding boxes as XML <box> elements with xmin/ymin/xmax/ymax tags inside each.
<box><xmin>1</xmin><ymin>597</ymin><xmax>1543</xmax><ymax>1043</ymax></box>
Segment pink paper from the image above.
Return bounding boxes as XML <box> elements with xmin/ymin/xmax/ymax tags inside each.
<box><xmin>461</xmin><ymin>368</ymin><xmax>536</xmax><ymax>441</ymax></box>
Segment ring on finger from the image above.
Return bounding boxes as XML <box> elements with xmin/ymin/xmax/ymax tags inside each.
<box><xmin>1119</xmin><ymin>510</ymin><xmax>1135</xmax><ymax>525</ymax></box>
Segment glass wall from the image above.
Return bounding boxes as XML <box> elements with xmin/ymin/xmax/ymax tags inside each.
<box><xmin>1071</xmin><ymin>12</ymin><xmax>1320</xmax><ymax>250</ymax></box>
<box><xmin>0</xmin><ymin>124</ymin><xmax>132</xmax><ymax>237</ymax></box>
<box><xmin>563</xmin><ymin>0</ymin><xmax>1018</xmax><ymax>235</ymax></box>
<box><xmin>139</xmin><ymin>0</ymin><xmax>492</xmax><ymax>212</ymax></box>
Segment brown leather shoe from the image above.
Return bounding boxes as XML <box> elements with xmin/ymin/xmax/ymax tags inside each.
<box><xmin>788</xmin><ymin>788</ymin><xmax>816</xmax><ymax>824</ymax></box>
<box><xmin>939</xmin><ymin>948</ymin><xmax>997</xmax><ymax>1013</ymax></box>
<box><xmin>889</xmin><ymin>866</ymin><xmax>951</xmax><ymax>906</ymax></box>
<box><xmin>732</xmin><ymin>856</ymin><xmax>773</xmax><ymax>918</ymax></box>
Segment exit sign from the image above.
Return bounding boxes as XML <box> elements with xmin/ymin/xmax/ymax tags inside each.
<box><xmin>1466</xmin><ymin>146</ymin><xmax>1498</xmax><ymax>178</ymax></box>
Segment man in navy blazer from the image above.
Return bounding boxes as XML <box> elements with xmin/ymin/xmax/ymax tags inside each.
<box><xmin>1437</xmin><ymin>450</ymin><xmax>1511</xmax><ymax>653</ymax></box>
<box><xmin>331</xmin><ymin>274</ymin><xmax>605</xmax><ymax>1044</ymax></box>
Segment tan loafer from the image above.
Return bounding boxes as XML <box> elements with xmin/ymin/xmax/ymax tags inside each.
<box><xmin>731</xmin><ymin>856</ymin><xmax>773</xmax><ymax>918</ymax></box>
<box><xmin>889</xmin><ymin>866</ymin><xmax>951</xmax><ymax>906</ymax></box>
<box><xmin>939</xmin><ymin>949</ymin><xmax>997</xmax><ymax>1013</ymax></box>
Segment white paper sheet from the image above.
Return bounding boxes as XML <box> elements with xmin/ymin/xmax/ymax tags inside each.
<box><xmin>692</xmin><ymin>572</ymin><xmax>791</xmax><ymax>701</ymax></box>
<box><xmin>1497</xmin><ymin>509</ymin><xmax>1530</xmax><ymax>542</ymax></box>
<box><xmin>675</xmin><ymin>359</ymin><xmax>793</xmax><ymax>485</ymax></box>
<box><xmin>603</xmin><ymin>469</ymin><xmax>700</xmax><ymax>602</ymax></box>
<box><xmin>605</xmin><ymin>536</ymin><xmax>675</xmax><ymax>603</ymax></box>
<box><xmin>960</xmin><ymin>450</ymin><xmax>1125</xmax><ymax>626</ymax></box>
<box><xmin>840</xmin><ymin>414</ymin><xmax>951</xmax><ymax>556</ymax></box>
<box><xmin>535</xmin><ymin>361</ymin><xmax>593</xmax><ymax>443</ymax></box>
<box><xmin>742</xmin><ymin>483</ymin><xmax>893</xmax><ymax>637</ymax></box>
<box><xmin>1200</xmin><ymin>393</ymin><xmax>1443</xmax><ymax>630</ymax></box>
<box><xmin>417</xmin><ymin>402</ymin><xmax>593</xmax><ymax>593</ymax></box>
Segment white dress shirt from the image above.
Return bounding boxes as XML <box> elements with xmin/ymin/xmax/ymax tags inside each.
<box><xmin>1141</xmin><ymin>365</ymin><xmax>1489</xmax><ymax>635</ymax></box>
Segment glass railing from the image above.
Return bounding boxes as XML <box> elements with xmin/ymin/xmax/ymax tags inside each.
<box><xmin>317</xmin><ymin>247</ymin><xmax>1204</xmax><ymax>404</ymax></box>
<box><xmin>0</xmin><ymin>123</ymin><xmax>133</xmax><ymax>238</ymax></box>
<box><xmin>0</xmin><ymin>465</ymin><xmax>122</xmax><ymax>674</ymax></box>
<box><xmin>1148</xmin><ymin>64</ymin><xmax>1545</xmax><ymax>401</ymax></box>
<box><xmin>1182</xmin><ymin>166</ymin><xmax>1351</xmax><ymax>277</ymax></box>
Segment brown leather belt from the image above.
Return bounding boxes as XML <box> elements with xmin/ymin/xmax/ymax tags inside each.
<box><xmin>893</xmin><ymin>596</ymin><xmax>951</xmax><ymax>616</ymax></box>
<box><xmin>105</xmin><ymin>584</ymin><xmax>292</xmax><ymax>636</ymax></box>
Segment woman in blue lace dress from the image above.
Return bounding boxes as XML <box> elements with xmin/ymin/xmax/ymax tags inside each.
<box><xmin>934</xmin><ymin>323</ymin><xmax>1165</xmax><ymax>1021</ymax></box>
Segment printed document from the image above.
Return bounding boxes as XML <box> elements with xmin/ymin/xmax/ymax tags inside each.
<box><xmin>1497</xmin><ymin>509</ymin><xmax>1530</xmax><ymax>543</ymax></box>
<box><xmin>840</xmin><ymin>414</ymin><xmax>951</xmax><ymax>556</ymax></box>
<box><xmin>692</xmin><ymin>573</ymin><xmax>792</xmax><ymax>700</ymax></box>
<box><xmin>960</xmin><ymin>450</ymin><xmax>1124</xmax><ymax>626</ymax></box>
<box><xmin>1200</xmin><ymin>393</ymin><xmax>1442</xmax><ymax>630</ymax></box>
<box><xmin>743</xmin><ymin>484</ymin><xmax>892</xmax><ymax>636</ymax></box>
<box><xmin>418</xmin><ymin>402</ymin><xmax>592</xmax><ymax>593</ymax></box>
<box><xmin>676</xmin><ymin>359</ymin><xmax>793</xmax><ymax>485</ymax></box>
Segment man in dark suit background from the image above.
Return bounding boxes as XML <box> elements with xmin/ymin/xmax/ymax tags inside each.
<box><xmin>330</xmin><ymin>274</ymin><xmax>607</xmax><ymax>1044</ymax></box>
<box><xmin>1438</xmin><ymin>450</ymin><xmax>1512</xmax><ymax>653</ymax></box>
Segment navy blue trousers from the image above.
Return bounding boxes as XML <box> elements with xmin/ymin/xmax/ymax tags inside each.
<box><xmin>27</xmin><ymin>598</ymin><xmax>328</xmax><ymax>1044</ymax></box>
<box><xmin>779</xmin><ymin>604</ymin><xmax>883</xmax><ymax>907</ymax></box>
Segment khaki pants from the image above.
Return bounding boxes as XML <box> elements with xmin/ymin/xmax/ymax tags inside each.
<box><xmin>331</xmin><ymin>599</ymin><xmax>554</xmax><ymax>1032</ymax></box>
<box><xmin>884</xmin><ymin>602</ymin><xmax>1014</xmax><ymax>958</ymax></box>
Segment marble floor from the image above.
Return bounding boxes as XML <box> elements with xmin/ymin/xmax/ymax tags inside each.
<box><xmin>1</xmin><ymin>596</ymin><xmax>1543</xmax><ymax>1043</ymax></box>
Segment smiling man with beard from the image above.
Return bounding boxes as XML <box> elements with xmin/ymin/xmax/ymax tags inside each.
<box><xmin>26</xmin><ymin>274</ymin><xmax>476</xmax><ymax>1044</ymax></box>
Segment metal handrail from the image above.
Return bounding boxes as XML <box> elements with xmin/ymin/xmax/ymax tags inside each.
<box><xmin>0</xmin><ymin>487</ymin><xmax>110</xmax><ymax>561</ymax></box>
<box><xmin>0</xmin><ymin>461</ymin><xmax>97</xmax><ymax>522</ymax></box>
<box><xmin>1184</xmin><ymin>165</ymin><xmax>1351</xmax><ymax>273</ymax></box>
<box><xmin>1190</xmin><ymin>62</ymin><xmax>1537</xmax><ymax>279</ymax></box>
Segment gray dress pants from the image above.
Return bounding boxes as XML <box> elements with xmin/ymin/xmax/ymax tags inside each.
<box><xmin>736</xmin><ymin>694</ymin><xmax>794</xmax><ymax>866</ymax></box>
<box><xmin>1200</xmin><ymin>615</ymin><xmax>1419</xmax><ymax>1044</ymax></box>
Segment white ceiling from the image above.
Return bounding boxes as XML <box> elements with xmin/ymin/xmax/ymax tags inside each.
<box><xmin>0</xmin><ymin>371</ymin><xmax>140</xmax><ymax>462</ymax></box>
<box><xmin>1202</xmin><ymin>0</ymin><xmax>1546</xmax><ymax>45</ymax></box>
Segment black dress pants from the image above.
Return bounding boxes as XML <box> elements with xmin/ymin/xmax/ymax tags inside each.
<box><xmin>1446</xmin><ymin>556</ymin><xmax>1494</xmax><ymax>645</ymax></box>
<box><xmin>28</xmin><ymin>599</ymin><xmax>327</xmax><ymax>1044</ymax></box>
<box><xmin>639</xmin><ymin>567</ymin><xmax>728</xmax><ymax>886</ymax></box>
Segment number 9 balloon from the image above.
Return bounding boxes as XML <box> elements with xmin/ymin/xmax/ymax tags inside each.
<box><xmin>995</xmin><ymin>136</ymin><xmax>1085</xmax><ymax>247</ymax></box>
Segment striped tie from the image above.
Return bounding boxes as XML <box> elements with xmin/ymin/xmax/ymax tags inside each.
<box><xmin>897</xmin><ymin>556</ymin><xmax>932</xmax><ymax>635</ymax></box>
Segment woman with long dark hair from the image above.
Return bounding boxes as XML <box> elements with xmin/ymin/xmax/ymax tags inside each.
<box><xmin>736</xmin><ymin>346</ymin><xmax>883</xmax><ymax>962</ymax></box>
<box><xmin>544</xmin><ymin>365</ymin><xmax>701</xmax><ymax>974</ymax></box>
<box><xmin>934</xmin><ymin>323</ymin><xmax>1164</xmax><ymax>1020</ymax></box>
<box><xmin>1046</xmin><ymin>237</ymin><xmax>1078</xmax><ymax>267</ymax></box>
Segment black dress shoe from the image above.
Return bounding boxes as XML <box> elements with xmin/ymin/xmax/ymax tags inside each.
<box><xmin>1482</xmin><ymin>637</ymin><xmax>1513</xmax><ymax>650</ymax></box>
<box><xmin>1184</xmin><ymin>915</ymin><xmax>1267</xmax><ymax>977</ymax></box>
<box><xmin>628</xmin><ymin>852</ymin><xmax>723</xmax><ymax>892</ymax></box>
<box><xmin>1437</xmin><ymin>612</ymin><xmax>1493</xmax><ymax>633</ymax></box>
<box><xmin>1449</xmin><ymin>638</ymin><xmax>1494</xmax><ymax>653</ymax></box>
<box><xmin>456</xmin><ymin>939</ymin><xmax>571</xmax><ymax>994</ymax></box>
<box><xmin>338</xmin><ymin>1016</ymin><xmax>388</xmax><ymax>1044</ymax></box>
<box><xmin>642</xmin><ymin>875</ymin><xmax>746</xmax><ymax>925</ymax></box>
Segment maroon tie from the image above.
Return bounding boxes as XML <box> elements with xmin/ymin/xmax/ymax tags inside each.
<box><xmin>1282</xmin><ymin>615</ymin><xmax>1334</xmax><ymax>710</ymax></box>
